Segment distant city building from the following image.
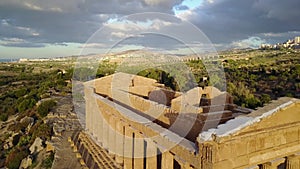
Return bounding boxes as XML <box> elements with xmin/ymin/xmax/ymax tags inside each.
<box><xmin>19</xmin><ymin>58</ymin><xmax>29</xmax><ymax>62</ymax></box>
<box><xmin>69</xmin><ymin>73</ymin><xmax>300</xmax><ymax>169</ymax></box>
<box><xmin>260</xmin><ymin>36</ymin><xmax>300</xmax><ymax>50</ymax></box>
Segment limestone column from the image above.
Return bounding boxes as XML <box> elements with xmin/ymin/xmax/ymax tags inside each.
<box><xmin>245</xmin><ymin>166</ymin><xmax>259</xmax><ymax>169</ymax></box>
<box><xmin>261</xmin><ymin>158</ymin><xmax>285</xmax><ymax>169</ymax></box>
<box><xmin>86</xmin><ymin>87</ymin><xmax>97</xmax><ymax>134</ymax></box>
<box><xmin>124</xmin><ymin>126</ymin><xmax>134</xmax><ymax>169</ymax></box>
<box><xmin>145</xmin><ymin>139</ymin><xmax>157</xmax><ymax>169</ymax></box>
<box><xmin>161</xmin><ymin>151</ymin><xmax>174</xmax><ymax>169</ymax></box>
<box><xmin>91</xmin><ymin>103</ymin><xmax>97</xmax><ymax>136</ymax></box>
<box><xmin>183</xmin><ymin>163</ymin><xmax>194</xmax><ymax>169</ymax></box>
<box><xmin>96</xmin><ymin>109</ymin><xmax>103</xmax><ymax>144</ymax></box>
<box><xmin>287</xmin><ymin>154</ymin><xmax>300</xmax><ymax>169</ymax></box>
<box><xmin>115</xmin><ymin>120</ymin><xmax>125</xmax><ymax>164</ymax></box>
<box><xmin>133</xmin><ymin>132</ymin><xmax>145</xmax><ymax>169</ymax></box>
<box><xmin>177</xmin><ymin>159</ymin><xmax>194</xmax><ymax>169</ymax></box>
<box><xmin>85</xmin><ymin>92</ymin><xmax>92</xmax><ymax>133</ymax></box>
<box><xmin>261</xmin><ymin>162</ymin><xmax>273</xmax><ymax>169</ymax></box>
<box><xmin>108</xmin><ymin>116</ymin><xmax>116</xmax><ymax>155</ymax></box>
<box><xmin>102</xmin><ymin>117</ymin><xmax>109</xmax><ymax>149</ymax></box>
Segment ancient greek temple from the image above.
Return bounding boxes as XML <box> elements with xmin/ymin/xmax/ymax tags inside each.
<box><xmin>69</xmin><ymin>72</ymin><xmax>300</xmax><ymax>169</ymax></box>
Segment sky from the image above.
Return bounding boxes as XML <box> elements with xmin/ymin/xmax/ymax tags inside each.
<box><xmin>0</xmin><ymin>0</ymin><xmax>300</xmax><ymax>59</ymax></box>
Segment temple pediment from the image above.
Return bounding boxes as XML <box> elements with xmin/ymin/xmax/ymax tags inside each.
<box><xmin>199</xmin><ymin>97</ymin><xmax>300</xmax><ymax>142</ymax></box>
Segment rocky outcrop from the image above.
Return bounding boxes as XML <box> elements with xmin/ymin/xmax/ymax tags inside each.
<box><xmin>20</xmin><ymin>116</ymin><xmax>34</xmax><ymax>125</ymax></box>
<box><xmin>29</xmin><ymin>137</ymin><xmax>44</xmax><ymax>154</ymax></box>
<box><xmin>20</xmin><ymin>116</ymin><xmax>34</xmax><ymax>133</ymax></box>
<box><xmin>45</xmin><ymin>141</ymin><xmax>55</xmax><ymax>152</ymax></box>
<box><xmin>19</xmin><ymin>156</ymin><xmax>32</xmax><ymax>169</ymax></box>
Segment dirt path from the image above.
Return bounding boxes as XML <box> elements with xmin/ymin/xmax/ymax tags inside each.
<box><xmin>51</xmin><ymin>131</ymin><xmax>82</xmax><ymax>169</ymax></box>
<box><xmin>48</xmin><ymin>95</ymin><xmax>83</xmax><ymax>169</ymax></box>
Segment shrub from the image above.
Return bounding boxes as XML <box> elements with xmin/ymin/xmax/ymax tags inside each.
<box><xmin>17</xmin><ymin>135</ymin><xmax>31</xmax><ymax>147</ymax></box>
<box><xmin>5</xmin><ymin>149</ymin><xmax>28</xmax><ymax>169</ymax></box>
<box><xmin>17</xmin><ymin>98</ymin><xmax>36</xmax><ymax>113</ymax></box>
<box><xmin>32</xmin><ymin>123</ymin><xmax>52</xmax><ymax>141</ymax></box>
<box><xmin>0</xmin><ymin>113</ymin><xmax>8</xmax><ymax>121</ymax></box>
<box><xmin>14</xmin><ymin>88</ymin><xmax>27</xmax><ymax>98</ymax></box>
<box><xmin>260</xmin><ymin>94</ymin><xmax>271</xmax><ymax>105</ymax></box>
<box><xmin>37</xmin><ymin>99</ymin><xmax>56</xmax><ymax>118</ymax></box>
<box><xmin>41</xmin><ymin>152</ymin><xmax>54</xmax><ymax>169</ymax></box>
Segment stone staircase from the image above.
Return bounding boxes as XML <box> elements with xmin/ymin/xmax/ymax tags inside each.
<box><xmin>69</xmin><ymin>131</ymin><xmax>122</xmax><ymax>169</ymax></box>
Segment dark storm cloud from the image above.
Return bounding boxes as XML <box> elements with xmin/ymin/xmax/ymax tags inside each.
<box><xmin>79</xmin><ymin>0</ymin><xmax>182</xmax><ymax>15</ymax></box>
<box><xmin>1</xmin><ymin>42</ymin><xmax>45</xmax><ymax>48</ymax></box>
<box><xmin>0</xmin><ymin>0</ymin><xmax>299</xmax><ymax>49</ymax></box>
<box><xmin>253</xmin><ymin>0</ymin><xmax>300</xmax><ymax>22</ymax></box>
<box><xmin>181</xmin><ymin>0</ymin><xmax>300</xmax><ymax>44</ymax></box>
<box><xmin>0</xmin><ymin>0</ymin><xmax>183</xmax><ymax>46</ymax></box>
<box><xmin>0</xmin><ymin>3</ymin><xmax>104</xmax><ymax>44</ymax></box>
<box><xmin>0</xmin><ymin>37</ymin><xmax>46</xmax><ymax>47</ymax></box>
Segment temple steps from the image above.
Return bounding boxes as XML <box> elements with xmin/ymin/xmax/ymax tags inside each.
<box><xmin>70</xmin><ymin>131</ymin><xmax>122</xmax><ymax>169</ymax></box>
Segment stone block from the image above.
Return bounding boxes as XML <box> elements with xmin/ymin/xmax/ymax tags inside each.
<box><xmin>255</xmin><ymin>135</ymin><xmax>265</xmax><ymax>151</ymax></box>
<box><xmin>285</xmin><ymin>128</ymin><xmax>298</xmax><ymax>143</ymax></box>
<box><xmin>232</xmin><ymin>155</ymin><xmax>249</xmax><ymax>167</ymax></box>
<box><xmin>247</xmin><ymin>138</ymin><xmax>257</xmax><ymax>154</ymax></box>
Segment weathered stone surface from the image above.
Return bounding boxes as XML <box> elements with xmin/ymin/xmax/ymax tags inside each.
<box><xmin>19</xmin><ymin>156</ymin><xmax>32</xmax><ymax>169</ymax></box>
<box><xmin>46</xmin><ymin>141</ymin><xmax>55</xmax><ymax>152</ymax></box>
<box><xmin>20</xmin><ymin>117</ymin><xmax>34</xmax><ymax>133</ymax></box>
<box><xmin>3</xmin><ymin>142</ymin><xmax>11</xmax><ymax>150</ymax></box>
<box><xmin>29</xmin><ymin>137</ymin><xmax>44</xmax><ymax>154</ymax></box>
<box><xmin>20</xmin><ymin>116</ymin><xmax>34</xmax><ymax>125</ymax></box>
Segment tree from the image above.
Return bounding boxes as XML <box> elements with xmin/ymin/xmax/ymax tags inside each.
<box><xmin>294</xmin><ymin>64</ymin><xmax>300</xmax><ymax>79</ymax></box>
<box><xmin>260</xmin><ymin>94</ymin><xmax>271</xmax><ymax>106</ymax></box>
<box><xmin>227</xmin><ymin>82</ymin><xmax>262</xmax><ymax>109</ymax></box>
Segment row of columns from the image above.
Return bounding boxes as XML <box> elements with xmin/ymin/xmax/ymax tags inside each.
<box><xmin>247</xmin><ymin>153</ymin><xmax>300</xmax><ymax>169</ymax></box>
<box><xmin>261</xmin><ymin>157</ymin><xmax>285</xmax><ymax>169</ymax></box>
<box><xmin>286</xmin><ymin>154</ymin><xmax>300</xmax><ymax>169</ymax></box>
<box><xmin>86</xmin><ymin>97</ymin><xmax>195</xmax><ymax>169</ymax></box>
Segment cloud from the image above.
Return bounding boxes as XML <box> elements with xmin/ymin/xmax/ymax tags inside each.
<box><xmin>78</xmin><ymin>0</ymin><xmax>183</xmax><ymax>14</ymax></box>
<box><xmin>0</xmin><ymin>3</ymin><xmax>104</xmax><ymax>44</ymax></box>
<box><xmin>230</xmin><ymin>37</ymin><xmax>266</xmax><ymax>49</ymax></box>
<box><xmin>0</xmin><ymin>0</ymin><xmax>183</xmax><ymax>47</ymax></box>
<box><xmin>0</xmin><ymin>0</ymin><xmax>300</xmax><ymax>56</ymax></box>
<box><xmin>0</xmin><ymin>38</ymin><xmax>45</xmax><ymax>48</ymax></box>
<box><xmin>0</xmin><ymin>19</ymin><xmax>40</xmax><ymax>39</ymax></box>
<box><xmin>144</xmin><ymin>0</ymin><xmax>181</xmax><ymax>7</ymax></box>
<box><xmin>257</xmin><ymin>31</ymin><xmax>300</xmax><ymax>44</ymax></box>
<box><xmin>79</xmin><ymin>43</ymin><xmax>107</xmax><ymax>49</ymax></box>
<box><xmin>24</xmin><ymin>2</ymin><xmax>43</xmax><ymax>11</ymax></box>
<box><xmin>53</xmin><ymin>43</ymin><xmax>69</xmax><ymax>46</ymax></box>
<box><xmin>80</xmin><ymin>13</ymin><xmax>217</xmax><ymax>55</ymax></box>
<box><xmin>177</xmin><ymin>0</ymin><xmax>300</xmax><ymax>45</ymax></box>
<box><xmin>174</xmin><ymin>5</ymin><xmax>189</xmax><ymax>11</ymax></box>
<box><xmin>253</xmin><ymin>0</ymin><xmax>300</xmax><ymax>22</ymax></box>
